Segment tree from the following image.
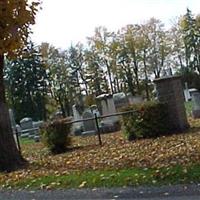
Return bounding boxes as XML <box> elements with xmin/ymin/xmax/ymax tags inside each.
<box><xmin>0</xmin><ymin>0</ymin><xmax>40</xmax><ymax>171</ymax></box>
<box><xmin>5</xmin><ymin>42</ymin><xmax>48</xmax><ymax>122</ymax></box>
<box><xmin>88</xmin><ymin>27</ymin><xmax>115</xmax><ymax>94</ymax></box>
<box><xmin>168</xmin><ymin>19</ymin><xmax>185</xmax><ymax>70</ymax></box>
<box><xmin>180</xmin><ymin>9</ymin><xmax>200</xmax><ymax>73</ymax></box>
<box><xmin>123</xmin><ymin>25</ymin><xmax>142</xmax><ymax>93</ymax></box>
<box><xmin>40</xmin><ymin>44</ymin><xmax>70</xmax><ymax>117</ymax></box>
<box><xmin>39</xmin><ymin>43</ymin><xmax>83</xmax><ymax>117</ymax></box>
<box><xmin>137</xmin><ymin>24</ymin><xmax>152</xmax><ymax>99</ymax></box>
<box><xmin>117</xmin><ymin>30</ymin><xmax>135</xmax><ymax>95</ymax></box>
<box><xmin>67</xmin><ymin>44</ymin><xmax>86</xmax><ymax>110</ymax></box>
<box><xmin>84</xmin><ymin>48</ymin><xmax>109</xmax><ymax>96</ymax></box>
<box><xmin>145</xmin><ymin>18</ymin><xmax>169</xmax><ymax>78</ymax></box>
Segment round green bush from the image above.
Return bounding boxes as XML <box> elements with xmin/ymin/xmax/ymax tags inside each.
<box><xmin>40</xmin><ymin>118</ymin><xmax>72</xmax><ymax>154</ymax></box>
<box><xmin>121</xmin><ymin>101</ymin><xmax>172</xmax><ymax>140</ymax></box>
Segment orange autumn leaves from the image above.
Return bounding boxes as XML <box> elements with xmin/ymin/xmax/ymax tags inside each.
<box><xmin>1</xmin><ymin>118</ymin><xmax>200</xmax><ymax>187</ymax></box>
<box><xmin>0</xmin><ymin>0</ymin><xmax>40</xmax><ymax>57</ymax></box>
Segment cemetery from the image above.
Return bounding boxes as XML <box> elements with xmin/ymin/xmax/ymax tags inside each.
<box><xmin>3</xmin><ymin>74</ymin><xmax>200</xmax><ymax>189</ymax></box>
<box><xmin>2</xmin><ymin>2</ymin><xmax>200</xmax><ymax>195</ymax></box>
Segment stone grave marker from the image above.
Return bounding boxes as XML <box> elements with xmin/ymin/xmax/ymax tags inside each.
<box><xmin>82</xmin><ymin>110</ymin><xmax>96</xmax><ymax>136</ymax></box>
<box><xmin>72</xmin><ymin>104</ymin><xmax>83</xmax><ymax>135</ymax></box>
<box><xmin>8</xmin><ymin>109</ymin><xmax>19</xmax><ymax>149</ymax></box>
<box><xmin>192</xmin><ymin>92</ymin><xmax>200</xmax><ymax>118</ymax></box>
<box><xmin>96</xmin><ymin>94</ymin><xmax>120</xmax><ymax>133</ymax></box>
<box><xmin>20</xmin><ymin>117</ymin><xmax>34</xmax><ymax>138</ymax></box>
<box><xmin>154</xmin><ymin>76</ymin><xmax>189</xmax><ymax>131</ymax></box>
<box><xmin>113</xmin><ymin>92</ymin><xmax>129</xmax><ymax>110</ymax></box>
<box><xmin>96</xmin><ymin>94</ymin><xmax>118</xmax><ymax>124</ymax></box>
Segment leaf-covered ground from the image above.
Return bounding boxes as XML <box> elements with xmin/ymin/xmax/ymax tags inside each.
<box><xmin>1</xmin><ymin>118</ymin><xmax>200</xmax><ymax>188</ymax></box>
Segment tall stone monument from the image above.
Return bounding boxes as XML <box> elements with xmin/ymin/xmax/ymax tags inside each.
<box><xmin>154</xmin><ymin>76</ymin><xmax>189</xmax><ymax>131</ymax></box>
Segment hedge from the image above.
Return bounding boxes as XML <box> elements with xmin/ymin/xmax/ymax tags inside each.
<box><xmin>121</xmin><ymin>101</ymin><xmax>172</xmax><ymax>140</ymax></box>
<box><xmin>40</xmin><ymin>118</ymin><xmax>72</xmax><ymax>154</ymax></box>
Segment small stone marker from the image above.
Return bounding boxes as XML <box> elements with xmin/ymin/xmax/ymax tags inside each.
<box><xmin>20</xmin><ymin>117</ymin><xmax>35</xmax><ymax>138</ymax></box>
<box><xmin>192</xmin><ymin>92</ymin><xmax>200</xmax><ymax>118</ymax></box>
<box><xmin>20</xmin><ymin>117</ymin><xmax>33</xmax><ymax>130</ymax></box>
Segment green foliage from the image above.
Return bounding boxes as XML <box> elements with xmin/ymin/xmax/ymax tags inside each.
<box><xmin>40</xmin><ymin>118</ymin><xmax>72</xmax><ymax>154</ymax></box>
<box><xmin>180</xmin><ymin>9</ymin><xmax>200</xmax><ymax>72</ymax></box>
<box><xmin>5</xmin><ymin>42</ymin><xmax>48</xmax><ymax>122</ymax></box>
<box><xmin>185</xmin><ymin>101</ymin><xmax>192</xmax><ymax>116</ymax></box>
<box><xmin>178</xmin><ymin>68</ymin><xmax>200</xmax><ymax>90</ymax></box>
<box><xmin>84</xmin><ymin>48</ymin><xmax>109</xmax><ymax>96</ymax></box>
<box><xmin>39</xmin><ymin>43</ymin><xmax>85</xmax><ymax>117</ymax></box>
<box><xmin>121</xmin><ymin>101</ymin><xmax>171</xmax><ymax>140</ymax></box>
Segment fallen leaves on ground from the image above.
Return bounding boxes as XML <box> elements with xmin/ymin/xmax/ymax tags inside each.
<box><xmin>1</xmin><ymin>118</ymin><xmax>200</xmax><ymax>187</ymax></box>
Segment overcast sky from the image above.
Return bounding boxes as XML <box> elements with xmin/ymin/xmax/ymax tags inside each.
<box><xmin>31</xmin><ymin>0</ymin><xmax>200</xmax><ymax>49</ymax></box>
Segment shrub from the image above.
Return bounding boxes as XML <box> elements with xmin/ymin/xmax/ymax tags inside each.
<box><xmin>40</xmin><ymin>118</ymin><xmax>72</xmax><ymax>154</ymax></box>
<box><xmin>121</xmin><ymin>101</ymin><xmax>171</xmax><ymax>140</ymax></box>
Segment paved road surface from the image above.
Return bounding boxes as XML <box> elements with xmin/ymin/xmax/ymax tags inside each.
<box><xmin>1</xmin><ymin>184</ymin><xmax>200</xmax><ymax>199</ymax></box>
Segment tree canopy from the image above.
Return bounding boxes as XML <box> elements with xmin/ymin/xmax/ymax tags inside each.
<box><xmin>0</xmin><ymin>0</ymin><xmax>40</xmax><ymax>57</ymax></box>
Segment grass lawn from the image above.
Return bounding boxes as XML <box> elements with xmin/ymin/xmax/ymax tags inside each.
<box><xmin>185</xmin><ymin>101</ymin><xmax>193</xmax><ymax>116</ymax></box>
<box><xmin>1</xmin><ymin>118</ymin><xmax>200</xmax><ymax>189</ymax></box>
<box><xmin>19</xmin><ymin>137</ymin><xmax>35</xmax><ymax>145</ymax></box>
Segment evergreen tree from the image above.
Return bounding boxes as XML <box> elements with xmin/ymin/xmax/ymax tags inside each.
<box><xmin>5</xmin><ymin>42</ymin><xmax>48</xmax><ymax>122</ymax></box>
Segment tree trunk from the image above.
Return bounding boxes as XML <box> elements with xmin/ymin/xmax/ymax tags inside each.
<box><xmin>143</xmin><ymin>50</ymin><xmax>150</xmax><ymax>100</ymax></box>
<box><xmin>115</xmin><ymin>76</ymin><xmax>120</xmax><ymax>93</ymax></box>
<box><xmin>0</xmin><ymin>55</ymin><xmax>26</xmax><ymax>172</ymax></box>
<box><xmin>178</xmin><ymin>55</ymin><xmax>184</xmax><ymax>70</ymax></box>
<box><xmin>58</xmin><ymin>95</ymin><xmax>66</xmax><ymax>118</ymax></box>
<box><xmin>105</xmin><ymin>60</ymin><xmax>114</xmax><ymax>94</ymax></box>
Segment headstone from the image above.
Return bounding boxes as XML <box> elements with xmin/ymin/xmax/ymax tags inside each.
<box><xmin>154</xmin><ymin>76</ymin><xmax>189</xmax><ymax>131</ymax></box>
<box><xmin>72</xmin><ymin>105</ymin><xmax>83</xmax><ymax>135</ymax></box>
<box><xmin>96</xmin><ymin>94</ymin><xmax>118</xmax><ymax>123</ymax></box>
<box><xmin>8</xmin><ymin>109</ymin><xmax>19</xmax><ymax>149</ymax></box>
<box><xmin>90</xmin><ymin>105</ymin><xmax>100</xmax><ymax>116</ymax></box>
<box><xmin>96</xmin><ymin>94</ymin><xmax>119</xmax><ymax>133</ymax></box>
<box><xmin>192</xmin><ymin>92</ymin><xmax>200</xmax><ymax>118</ymax></box>
<box><xmin>33</xmin><ymin>121</ymin><xmax>43</xmax><ymax>128</ymax></box>
<box><xmin>127</xmin><ymin>94</ymin><xmax>143</xmax><ymax>105</ymax></box>
<box><xmin>184</xmin><ymin>82</ymin><xmax>191</xmax><ymax>102</ymax></box>
<box><xmin>9</xmin><ymin>109</ymin><xmax>16</xmax><ymax>130</ymax></box>
<box><xmin>189</xmin><ymin>88</ymin><xmax>198</xmax><ymax>98</ymax></box>
<box><xmin>20</xmin><ymin>117</ymin><xmax>35</xmax><ymax>138</ymax></box>
<box><xmin>113</xmin><ymin>92</ymin><xmax>129</xmax><ymax>110</ymax></box>
<box><xmin>20</xmin><ymin>117</ymin><xmax>33</xmax><ymax>130</ymax></box>
<box><xmin>82</xmin><ymin>110</ymin><xmax>96</xmax><ymax>136</ymax></box>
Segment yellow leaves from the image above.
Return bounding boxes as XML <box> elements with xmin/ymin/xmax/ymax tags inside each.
<box><xmin>0</xmin><ymin>0</ymin><xmax>40</xmax><ymax>56</ymax></box>
<box><xmin>1</xmin><ymin>118</ymin><xmax>200</xmax><ymax>188</ymax></box>
<box><xmin>79</xmin><ymin>181</ymin><xmax>87</xmax><ymax>188</ymax></box>
<box><xmin>183</xmin><ymin>168</ymin><xmax>188</xmax><ymax>174</ymax></box>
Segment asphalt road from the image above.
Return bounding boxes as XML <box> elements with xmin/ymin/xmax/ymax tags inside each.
<box><xmin>1</xmin><ymin>184</ymin><xmax>200</xmax><ymax>199</ymax></box>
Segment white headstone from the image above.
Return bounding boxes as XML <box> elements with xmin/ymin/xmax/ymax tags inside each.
<box><xmin>113</xmin><ymin>92</ymin><xmax>129</xmax><ymax>110</ymax></box>
<box><xmin>96</xmin><ymin>94</ymin><xmax>118</xmax><ymax>124</ymax></box>
<box><xmin>82</xmin><ymin>110</ymin><xmax>96</xmax><ymax>132</ymax></box>
<box><xmin>192</xmin><ymin>92</ymin><xmax>200</xmax><ymax>118</ymax></box>
<box><xmin>20</xmin><ymin>117</ymin><xmax>35</xmax><ymax>138</ymax></box>
<box><xmin>72</xmin><ymin>105</ymin><xmax>83</xmax><ymax>134</ymax></box>
<box><xmin>8</xmin><ymin>109</ymin><xmax>18</xmax><ymax>149</ymax></box>
<box><xmin>20</xmin><ymin>117</ymin><xmax>33</xmax><ymax>130</ymax></box>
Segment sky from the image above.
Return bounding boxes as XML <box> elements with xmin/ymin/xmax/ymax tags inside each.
<box><xmin>31</xmin><ymin>0</ymin><xmax>200</xmax><ymax>49</ymax></box>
